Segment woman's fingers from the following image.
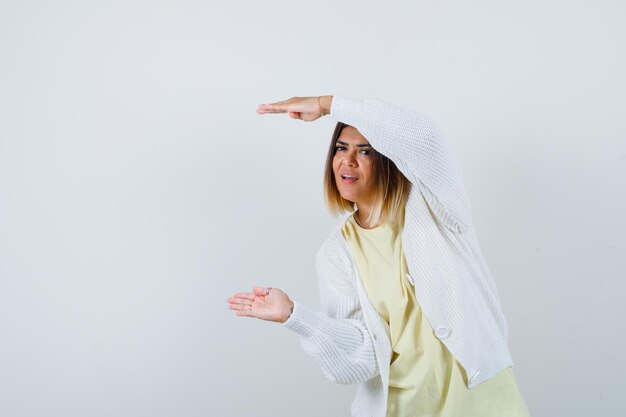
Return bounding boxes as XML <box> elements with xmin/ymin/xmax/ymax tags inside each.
<box><xmin>256</xmin><ymin>102</ymin><xmax>290</xmax><ymax>114</ymax></box>
<box><xmin>256</xmin><ymin>97</ymin><xmax>316</xmax><ymax>116</ymax></box>
<box><xmin>229</xmin><ymin>302</ymin><xmax>253</xmax><ymax>311</ymax></box>
<box><xmin>228</xmin><ymin>302</ymin><xmax>244</xmax><ymax>310</ymax></box>
<box><xmin>227</xmin><ymin>298</ymin><xmax>253</xmax><ymax>307</ymax></box>
<box><xmin>256</xmin><ymin>106</ymin><xmax>287</xmax><ymax>114</ymax></box>
<box><xmin>230</xmin><ymin>292</ymin><xmax>256</xmax><ymax>301</ymax></box>
<box><xmin>252</xmin><ymin>287</ymin><xmax>269</xmax><ymax>296</ymax></box>
<box><xmin>228</xmin><ymin>291</ymin><xmax>257</xmax><ymax>315</ymax></box>
<box><xmin>236</xmin><ymin>309</ymin><xmax>256</xmax><ymax>317</ymax></box>
<box><xmin>228</xmin><ymin>288</ymin><xmax>270</xmax><ymax>315</ymax></box>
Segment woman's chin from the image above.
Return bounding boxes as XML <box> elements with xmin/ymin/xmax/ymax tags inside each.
<box><xmin>340</xmin><ymin>193</ymin><xmax>358</xmax><ymax>204</ymax></box>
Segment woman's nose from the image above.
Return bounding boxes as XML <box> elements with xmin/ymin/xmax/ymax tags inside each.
<box><xmin>343</xmin><ymin>153</ymin><xmax>357</xmax><ymax>166</ymax></box>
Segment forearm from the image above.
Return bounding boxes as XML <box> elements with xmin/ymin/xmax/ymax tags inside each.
<box><xmin>329</xmin><ymin>95</ymin><xmax>472</xmax><ymax>233</ymax></box>
<box><xmin>282</xmin><ymin>301</ymin><xmax>379</xmax><ymax>384</ymax></box>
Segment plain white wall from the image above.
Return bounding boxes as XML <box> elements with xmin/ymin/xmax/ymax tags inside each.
<box><xmin>1</xmin><ymin>1</ymin><xmax>624</xmax><ymax>416</ymax></box>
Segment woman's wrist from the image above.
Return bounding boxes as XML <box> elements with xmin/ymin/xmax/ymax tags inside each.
<box><xmin>318</xmin><ymin>95</ymin><xmax>333</xmax><ymax>117</ymax></box>
<box><xmin>282</xmin><ymin>300</ymin><xmax>295</xmax><ymax>323</ymax></box>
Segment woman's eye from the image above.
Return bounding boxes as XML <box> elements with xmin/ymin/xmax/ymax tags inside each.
<box><xmin>334</xmin><ymin>146</ymin><xmax>369</xmax><ymax>155</ymax></box>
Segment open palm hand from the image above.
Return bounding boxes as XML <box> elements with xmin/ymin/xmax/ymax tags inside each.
<box><xmin>227</xmin><ymin>287</ymin><xmax>294</xmax><ymax>323</ymax></box>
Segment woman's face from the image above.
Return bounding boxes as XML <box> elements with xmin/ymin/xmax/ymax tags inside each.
<box><xmin>332</xmin><ymin>126</ymin><xmax>375</xmax><ymax>205</ymax></box>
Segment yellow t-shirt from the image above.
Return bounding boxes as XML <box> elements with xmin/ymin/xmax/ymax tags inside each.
<box><xmin>341</xmin><ymin>213</ymin><xmax>531</xmax><ymax>417</ymax></box>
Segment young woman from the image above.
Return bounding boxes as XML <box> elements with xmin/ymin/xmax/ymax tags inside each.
<box><xmin>227</xmin><ymin>95</ymin><xmax>532</xmax><ymax>417</ymax></box>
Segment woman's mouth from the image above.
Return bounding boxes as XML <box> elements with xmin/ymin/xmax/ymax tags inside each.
<box><xmin>341</xmin><ymin>174</ymin><xmax>358</xmax><ymax>184</ymax></box>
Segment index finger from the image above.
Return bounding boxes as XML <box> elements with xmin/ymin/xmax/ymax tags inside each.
<box><xmin>231</xmin><ymin>292</ymin><xmax>257</xmax><ymax>301</ymax></box>
<box><xmin>256</xmin><ymin>102</ymin><xmax>289</xmax><ymax>114</ymax></box>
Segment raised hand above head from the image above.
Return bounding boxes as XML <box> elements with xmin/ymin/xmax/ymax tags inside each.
<box><xmin>256</xmin><ymin>95</ymin><xmax>333</xmax><ymax>122</ymax></box>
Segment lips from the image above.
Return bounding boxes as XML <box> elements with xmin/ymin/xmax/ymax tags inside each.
<box><xmin>340</xmin><ymin>173</ymin><xmax>358</xmax><ymax>180</ymax></box>
<box><xmin>340</xmin><ymin>173</ymin><xmax>358</xmax><ymax>183</ymax></box>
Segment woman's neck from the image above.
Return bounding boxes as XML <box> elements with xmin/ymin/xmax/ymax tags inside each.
<box><xmin>355</xmin><ymin>204</ymin><xmax>381</xmax><ymax>229</ymax></box>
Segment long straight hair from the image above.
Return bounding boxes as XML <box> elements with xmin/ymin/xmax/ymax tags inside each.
<box><xmin>323</xmin><ymin>122</ymin><xmax>412</xmax><ymax>228</ymax></box>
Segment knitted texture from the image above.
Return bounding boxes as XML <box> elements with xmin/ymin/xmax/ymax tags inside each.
<box><xmin>283</xmin><ymin>96</ymin><xmax>513</xmax><ymax>417</ymax></box>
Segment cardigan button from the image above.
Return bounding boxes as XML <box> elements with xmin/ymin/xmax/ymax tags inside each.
<box><xmin>405</xmin><ymin>274</ymin><xmax>415</xmax><ymax>286</ymax></box>
<box><xmin>469</xmin><ymin>371</ymin><xmax>481</xmax><ymax>384</ymax></box>
<box><xmin>435</xmin><ymin>326</ymin><xmax>451</xmax><ymax>339</ymax></box>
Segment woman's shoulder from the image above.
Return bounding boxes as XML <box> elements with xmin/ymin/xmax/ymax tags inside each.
<box><xmin>316</xmin><ymin>214</ymin><xmax>354</xmax><ymax>265</ymax></box>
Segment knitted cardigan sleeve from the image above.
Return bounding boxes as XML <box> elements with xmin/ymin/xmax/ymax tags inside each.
<box><xmin>282</xmin><ymin>237</ymin><xmax>379</xmax><ymax>385</ymax></box>
<box><xmin>330</xmin><ymin>95</ymin><xmax>472</xmax><ymax>234</ymax></box>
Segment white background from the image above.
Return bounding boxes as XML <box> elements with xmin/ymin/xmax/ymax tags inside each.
<box><xmin>1</xmin><ymin>1</ymin><xmax>625</xmax><ymax>416</ymax></box>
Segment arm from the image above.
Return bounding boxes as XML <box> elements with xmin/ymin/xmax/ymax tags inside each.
<box><xmin>227</xmin><ymin>245</ymin><xmax>379</xmax><ymax>385</ymax></box>
<box><xmin>258</xmin><ymin>95</ymin><xmax>472</xmax><ymax>233</ymax></box>
<box><xmin>329</xmin><ymin>95</ymin><xmax>472</xmax><ymax>234</ymax></box>
<box><xmin>281</xmin><ymin>244</ymin><xmax>379</xmax><ymax>384</ymax></box>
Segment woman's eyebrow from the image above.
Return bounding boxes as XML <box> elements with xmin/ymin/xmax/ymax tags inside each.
<box><xmin>336</xmin><ymin>141</ymin><xmax>371</xmax><ymax>147</ymax></box>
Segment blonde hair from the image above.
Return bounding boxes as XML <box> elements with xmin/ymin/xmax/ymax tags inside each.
<box><xmin>323</xmin><ymin>122</ymin><xmax>412</xmax><ymax>228</ymax></box>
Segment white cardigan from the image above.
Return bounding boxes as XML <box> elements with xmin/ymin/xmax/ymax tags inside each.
<box><xmin>282</xmin><ymin>95</ymin><xmax>513</xmax><ymax>417</ymax></box>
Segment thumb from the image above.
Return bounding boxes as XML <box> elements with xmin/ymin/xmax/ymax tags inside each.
<box><xmin>288</xmin><ymin>112</ymin><xmax>301</xmax><ymax>119</ymax></box>
<box><xmin>253</xmin><ymin>287</ymin><xmax>269</xmax><ymax>296</ymax></box>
